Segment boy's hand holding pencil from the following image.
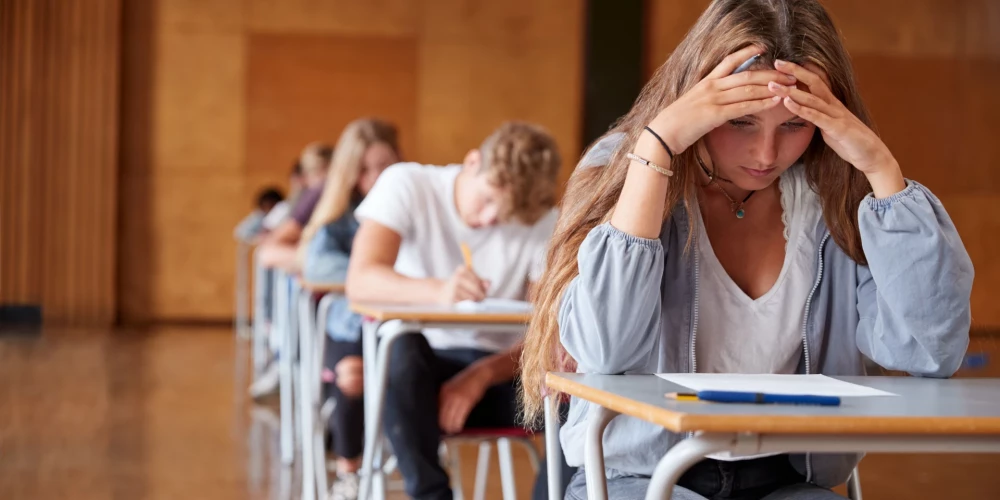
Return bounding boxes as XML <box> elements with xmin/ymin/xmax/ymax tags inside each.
<box><xmin>436</xmin><ymin>242</ymin><xmax>490</xmax><ymax>304</ymax></box>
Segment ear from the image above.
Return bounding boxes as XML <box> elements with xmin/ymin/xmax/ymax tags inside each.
<box><xmin>463</xmin><ymin>149</ymin><xmax>482</xmax><ymax>171</ymax></box>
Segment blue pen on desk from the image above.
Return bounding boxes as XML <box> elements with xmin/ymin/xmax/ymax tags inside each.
<box><xmin>668</xmin><ymin>390</ymin><xmax>840</xmax><ymax>406</ymax></box>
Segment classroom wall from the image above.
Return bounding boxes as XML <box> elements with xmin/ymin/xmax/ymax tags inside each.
<box><xmin>118</xmin><ymin>0</ymin><xmax>585</xmax><ymax>323</ymax></box>
<box><xmin>0</xmin><ymin>0</ymin><xmax>122</xmax><ymax>325</ymax></box>
<box><xmin>646</xmin><ymin>0</ymin><xmax>1000</xmax><ymax>329</ymax></box>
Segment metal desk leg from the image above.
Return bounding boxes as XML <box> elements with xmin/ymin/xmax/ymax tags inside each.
<box><xmin>313</xmin><ymin>293</ymin><xmax>337</xmax><ymax>498</ymax></box>
<box><xmin>298</xmin><ymin>290</ymin><xmax>317</xmax><ymax>500</ymax></box>
<box><xmin>847</xmin><ymin>467</ymin><xmax>863</xmax><ymax>500</ymax></box>
<box><xmin>584</xmin><ymin>405</ymin><xmax>619</xmax><ymax>500</ymax></box>
<box><xmin>359</xmin><ymin>320</ymin><xmax>381</xmax><ymax>500</ymax></box>
<box><xmin>359</xmin><ymin>321</ymin><xmax>419</xmax><ymax>500</ymax></box>
<box><xmin>544</xmin><ymin>394</ymin><xmax>563</xmax><ymax>500</ymax></box>
<box><xmin>644</xmin><ymin>434</ymin><xmax>734</xmax><ymax>500</ymax></box>
<box><xmin>235</xmin><ymin>242</ymin><xmax>250</xmax><ymax>339</ymax></box>
<box><xmin>276</xmin><ymin>270</ymin><xmax>295</xmax><ymax>465</ymax></box>
<box><xmin>251</xmin><ymin>249</ymin><xmax>269</xmax><ymax>380</ymax></box>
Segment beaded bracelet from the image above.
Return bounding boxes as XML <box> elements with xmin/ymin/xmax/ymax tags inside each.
<box><xmin>626</xmin><ymin>152</ymin><xmax>673</xmax><ymax>177</ymax></box>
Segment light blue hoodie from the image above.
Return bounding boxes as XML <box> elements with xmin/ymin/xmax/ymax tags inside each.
<box><xmin>558</xmin><ymin>140</ymin><xmax>974</xmax><ymax>488</ymax></box>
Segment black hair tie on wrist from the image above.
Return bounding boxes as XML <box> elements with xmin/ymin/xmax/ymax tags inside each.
<box><xmin>643</xmin><ymin>126</ymin><xmax>674</xmax><ymax>159</ymax></box>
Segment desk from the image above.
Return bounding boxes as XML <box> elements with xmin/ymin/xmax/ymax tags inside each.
<box><xmin>273</xmin><ymin>269</ymin><xmax>297</xmax><ymax>467</ymax></box>
<box><xmin>297</xmin><ymin>280</ymin><xmax>346</xmax><ymax>500</ymax></box>
<box><xmin>546</xmin><ymin>373</ymin><xmax>1000</xmax><ymax>500</ymax></box>
<box><xmin>351</xmin><ymin>303</ymin><xmax>530</xmax><ymax>324</ymax></box>
<box><xmin>250</xmin><ymin>247</ymin><xmax>269</xmax><ymax>380</ymax></box>
<box><xmin>351</xmin><ymin>303</ymin><xmax>530</xmax><ymax>500</ymax></box>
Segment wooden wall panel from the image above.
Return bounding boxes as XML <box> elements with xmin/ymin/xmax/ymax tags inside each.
<box><xmin>824</xmin><ymin>0</ymin><xmax>1000</xmax><ymax>57</ymax></box>
<box><xmin>246</xmin><ymin>35</ymin><xmax>419</xmax><ymax>176</ymax></box>
<box><xmin>118</xmin><ymin>0</ymin><xmax>158</xmax><ymax>324</ymax></box>
<box><xmin>852</xmin><ymin>56</ymin><xmax>1000</xmax><ymax>195</ymax></box>
<box><xmin>963</xmin><ymin>1</ymin><xmax>1000</xmax><ymax>57</ymax></box>
<box><xmin>246</xmin><ymin>0</ymin><xmax>418</xmax><ymax>36</ymax></box>
<box><xmin>644</xmin><ymin>0</ymin><xmax>1000</xmax><ymax>326</ymax></box>
<box><xmin>155</xmin><ymin>32</ymin><xmax>246</xmax><ymax>173</ymax></box>
<box><xmin>416</xmin><ymin>0</ymin><xmax>585</xmax><ymax>189</ymax></box>
<box><xmin>161</xmin><ymin>0</ymin><xmax>245</xmax><ymax>34</ymax></box>
<box><xmin>149</xmin><ymin>173</ymin><xmax>248</xmax><ymax>320</ymax></box>
<box><xmin>0</xmin><ymin>0</ymin><xmax>121</xmax><ymax>325</ymax></box>
<box><xmin>120</xmin><ymin>0</ymin><xmax>249</xmax><ymax>322</ymax></box>
<box><xmin>0</xmin><ymin>0</ymin><xmax>39</xmax><ymax>309</ymax></box>
<box><xmin>644</xmin><ymin>0</ymin><xmax>710</xmax><ymax>76</ymax></box>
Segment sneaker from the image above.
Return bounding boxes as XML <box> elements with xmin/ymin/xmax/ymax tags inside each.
<box><xmin>328</xmin><ymin>472</ymin><xmax>359</xmax><ymax>500</ymax></box>
<box><xmin>248</xmin><ymin>362</ymin><xmax>280</xmax><ymax>400</ymax></box>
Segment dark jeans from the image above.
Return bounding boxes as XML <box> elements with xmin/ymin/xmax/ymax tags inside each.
<box><xmin>323</xmin><ymin>339</ymin><xmax>365</xmax><ymax>459</ymax></box>
<box><xmin>384</xmin><ymin>334</ymin><xmax>519</xmax><ymax>500</ymax></box>
<box><xmin>566</xmin><ymin>454</ymin><xmax>835</xmax><ymax>500</ymax></box>
<box><xmin>676</xmin><ymin>454</ymin><xmax>807</xmax><ymax>499</ymax></box>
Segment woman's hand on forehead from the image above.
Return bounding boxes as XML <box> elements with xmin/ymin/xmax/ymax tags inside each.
<box><xmin>767</xmin><ymin>58</ymin><xmax>907</xmax><ymax>198</ymax></box>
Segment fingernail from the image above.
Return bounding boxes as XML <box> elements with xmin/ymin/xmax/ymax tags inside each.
<box><xmin>772</xmin><ymin>96</ymin><xmax>782</xmax><ymax>102</ymax></box>
<box><xmin>785</xmin><ymin>74</ymin><xmax>797</xmax><ymax>82</ymax></box>
<box><xmin>784</xmin><ymin>96</ymin><xmax>795</xmax><ymax>105</ymax></box>
<box><xmin>768</xmin><ymin>81</ymin><xmax>786</xmax><ymax>91</ymax></box>
<box><xmin>775</xmin><ymin>59</ymin><xmax>787</xmax><ymax>66</ymax></box>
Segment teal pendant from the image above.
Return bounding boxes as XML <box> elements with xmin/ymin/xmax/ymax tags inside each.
<box><xmin>736</xmin><ymin>208</ymin><xmax>745</xmax><ymax>219</ymax></box>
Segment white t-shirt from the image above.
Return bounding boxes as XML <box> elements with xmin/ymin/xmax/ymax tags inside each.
<box><xmin>355</xmin><ymin>163</ymin><xmax>558</xmax><ymax>352</ymax></box>
<box><xmin>694</xmin><ymin>164</ymin><xmax>823</xmax><ymax>460</ymax></box>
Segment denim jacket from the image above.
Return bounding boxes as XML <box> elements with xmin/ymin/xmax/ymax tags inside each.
<box><xmin>304</xmin><ymin>204</ymin><xmax>363</xmax><ymax>342</ymax></box>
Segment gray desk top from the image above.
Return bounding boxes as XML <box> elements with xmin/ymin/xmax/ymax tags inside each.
<box><xmin>547</xmin><ymin>373</ymin><xmax>1000</xmax><ymax>434</ymax></box>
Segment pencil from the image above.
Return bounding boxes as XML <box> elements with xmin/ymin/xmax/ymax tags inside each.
<box><xmin>460</xmin><ymin>242</ymin><xmax>473</xmax><ymax>269</ymax></box>
<box><xmin>665</xmin><ymin>392</ymin><xmax>699</xmax><ymax>402</ymax></box>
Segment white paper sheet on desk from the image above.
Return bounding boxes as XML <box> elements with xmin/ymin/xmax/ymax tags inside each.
<box><xmin>454</xmin><ymin>298</ymin><xmax>532</xmax><ymax>313</ymax></box>
<box><xmin>656</xmin><ymin>373</ymin><xmax>896</xmax><ymax>397</ymax></box>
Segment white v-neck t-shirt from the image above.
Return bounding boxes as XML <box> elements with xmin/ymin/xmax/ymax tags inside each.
<box><xmin>694</xmin><ymin>165</ymin><xmax>822</xmax><ymax>461</ymax></box>
<box><xmin>355</xmin><ymin>163</ymin><xmax>558</xmax><ymax>352</ymax></box>
<box><xmin>694</xmin><ymin>165</ymin><xmax>823</xmax><ymax>375</ymax></box>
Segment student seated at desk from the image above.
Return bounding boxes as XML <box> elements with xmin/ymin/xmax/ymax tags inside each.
<box><xmin>298</xmin><ymin>118</ymin><xmax>400</xmax><ymax>500</ymax></box>
<box><xmin>259</xmin><ymin>161</ymin><xmax>306</xmax><ymax>237</ymax></box>
<box><xmin>250</xmin><ymin>142</ymin><xmax>332</xmax><ymax>399</ymax></box>
<box><xmin>234</xmin><ymin>186</ymin><xmax>284</xmax><ymax>243</ymax></box>
<box><xmin>519</xmin><ymin>1</ymin><xmax>975</xmax><ymax>499</ymax></box>
<box><xmin>259</xmin><ymin>142</ymin><xmax>334</xmax><ymax>274</ymax></box>
<box><xmin>346</xmin><ymin>121</ymin><xmax>561</xmax><ymax>500</ymax></box>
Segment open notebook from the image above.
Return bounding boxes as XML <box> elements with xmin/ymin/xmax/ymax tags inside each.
<box><xmin>454</xmin><ymin>298</ymin><xmax>532</xmax><ymax>314</ymax></box>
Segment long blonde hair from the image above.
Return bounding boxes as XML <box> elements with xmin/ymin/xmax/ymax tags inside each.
<box><xmin>300</xmin><ymin>118</ymin><xmax>399</xmax><ymax>250</ymax></box>
<box><xmin>520</xmin><ymin>0</ymin><xmax>875</xmax><ymax>422</ymax></box>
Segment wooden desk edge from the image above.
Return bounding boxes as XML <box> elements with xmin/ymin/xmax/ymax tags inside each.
<box><xmin>350</xmin><ymin>302</ymin><xmax>531</xmax><ymax>324</ymax></box>
<box><xmin>545</xmin><ymin>373</ymin><xmax>1000</xmax><ymax>435</ymax></box>
<box><xmin>298</xmin><ymin>280</ymin><xmax>346</xmax><ymax>294</ymax></box>
<box><xmin>546</xmin><ymin>372</ymin><xmax>686</xmax><ymax>432</ymax></box>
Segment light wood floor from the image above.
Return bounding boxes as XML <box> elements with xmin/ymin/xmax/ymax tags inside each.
<box><xmin>1</xmin><ymin>326</ymin><xmax>999</xmax><ymax>499</ymax></box>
